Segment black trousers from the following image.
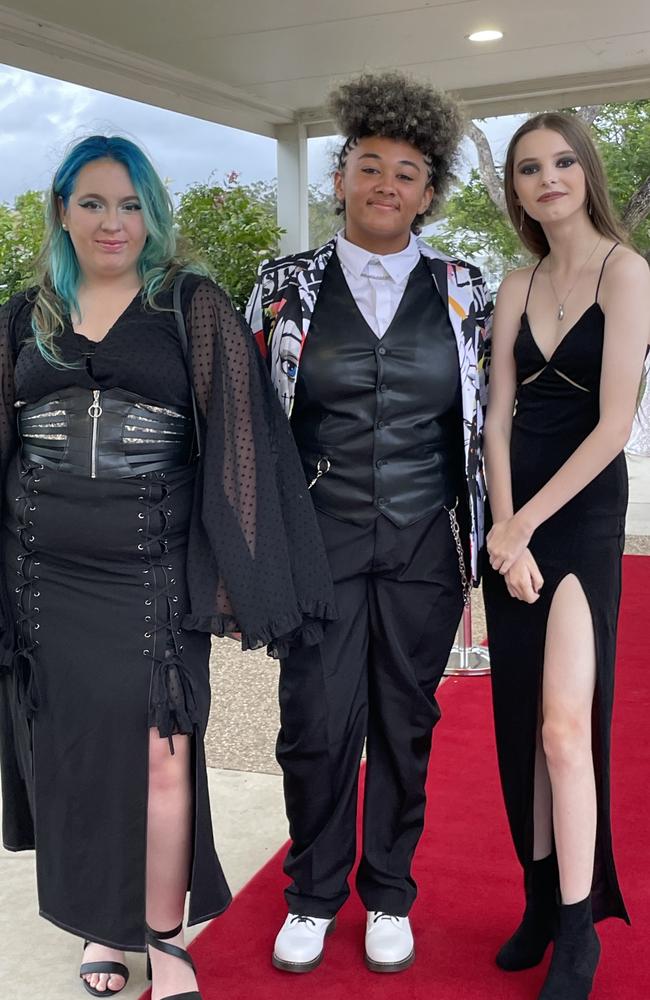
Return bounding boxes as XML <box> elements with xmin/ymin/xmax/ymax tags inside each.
<box><xmin>277</xmin><ymin>506</ymin><xmax>464</xmax><ymax>918</ymax></box>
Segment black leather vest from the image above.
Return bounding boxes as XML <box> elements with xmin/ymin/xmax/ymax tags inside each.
<box><xmin>291</xmin><ymin>255</ymin><xmax>463</xmax><ymax>527</ymax></box>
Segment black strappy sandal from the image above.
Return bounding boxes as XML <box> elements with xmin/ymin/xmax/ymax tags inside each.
<box><xmin>145</xmin><ymin>922</ymin><xmax>201</xmax><ymax>1000</ymax></box>
<box><xmin>79</xmin><ymin>941</ymin><xmax>129</xmax><ymax>997</ymax></box>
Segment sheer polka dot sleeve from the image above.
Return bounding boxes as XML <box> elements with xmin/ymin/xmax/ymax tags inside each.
<box><xmin>182</xmin><ymin>280</ymin><xmax>337</xmax><ymax>657</ymax></box>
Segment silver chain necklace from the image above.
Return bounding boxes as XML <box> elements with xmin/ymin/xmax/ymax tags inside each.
<box><xmin>546</xmin><ymin>237</ymin><xmax>602</xmax><ymax>322</ymax></box>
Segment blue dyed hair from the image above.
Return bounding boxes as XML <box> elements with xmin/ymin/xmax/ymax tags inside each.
<box><xmin>33</xmin><ymin>135</ymin><xmax>207</xmax><ymax>365</ymax></box>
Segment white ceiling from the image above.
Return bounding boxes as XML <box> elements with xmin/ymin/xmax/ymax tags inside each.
<box><xmin>1</xmin><ymin>0</ymin><xmax>649</xmax><ymax>136</ymax></box>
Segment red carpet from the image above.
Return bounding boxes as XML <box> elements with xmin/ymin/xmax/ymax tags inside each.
<box><xmin>142</xmin><ymin>555</ymin><xmax>650</xmax><ymax>999</ymax></box>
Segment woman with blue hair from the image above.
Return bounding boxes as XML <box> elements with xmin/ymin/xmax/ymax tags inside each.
<box><xmin>0</xmin><ymin>135</ymin><xmax>334</xmax><ymax>998</ymax></box>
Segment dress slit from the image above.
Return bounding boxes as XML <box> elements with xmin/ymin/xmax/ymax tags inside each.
<box><xmin>529</xmin><ymin>572</ymin><xmax>597</xmax><ymax>862</ymax></box>
<box><xmin>2</xmin><ymin>459</ymin><xmax>231</xmax><ymax>950</ymax></box>
<box><xmin>487</xmin><ymin>543</ymin><xmax>629</xmax><ymax>925</ymax></box>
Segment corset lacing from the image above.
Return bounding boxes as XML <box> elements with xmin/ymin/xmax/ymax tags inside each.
<box><xmin>13</xmin><ymin>463</ymin><xmax>42</xmax><ymax>720</ymax></box>
<box><xmin>138</xmin><ymin>472</ymin><xmax>197</xmax><ymax>752</ymax></box>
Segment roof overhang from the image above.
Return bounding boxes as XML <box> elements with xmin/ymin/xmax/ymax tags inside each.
<box><xmin>1</xmin><ymin>1</ymin><xmax>649</xmax><ymax>137</ymax></box>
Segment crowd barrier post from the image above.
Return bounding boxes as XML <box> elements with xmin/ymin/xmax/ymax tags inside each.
<box><xmin>444</xmin><ymin>602</ymin><xmax>490</xmax><ymax>676</ymax></box>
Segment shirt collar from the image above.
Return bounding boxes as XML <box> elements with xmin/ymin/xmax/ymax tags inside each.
<box><xmin>335</xmin><ymin>229</ymin><xmax>421</xmax><ymax>283</ymax></box>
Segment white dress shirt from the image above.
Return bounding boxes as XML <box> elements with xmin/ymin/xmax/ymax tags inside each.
<box><xmin>335</xmin><ymin>230</ymin><xmax>422</xmax><ymax>339</ymax></box>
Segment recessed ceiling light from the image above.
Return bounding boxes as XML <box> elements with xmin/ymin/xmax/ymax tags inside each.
<box><xmin>468</xmin><ymin>29</ymin><xmax>503</xmax><ymax>42</ymax></box>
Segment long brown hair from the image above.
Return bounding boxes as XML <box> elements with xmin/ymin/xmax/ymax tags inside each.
<box><xmin>504</xmin><ymin>112</ymin><xmax>627</xmax><ymax>258</ymax></box>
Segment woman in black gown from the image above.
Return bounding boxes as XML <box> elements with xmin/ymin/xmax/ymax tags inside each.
<box><xmin>0</xmin><ymin>135</ymin><xmax>335</xmax><ymax>999</ymax></box>
<box><xmin>483</xmin><ymin>113</ymin><xmax>650</xmax><ymax>1000</ymax></box>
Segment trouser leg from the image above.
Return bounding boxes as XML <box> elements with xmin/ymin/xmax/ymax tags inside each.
<box><xmin>277</xmin><ymin>515</ymin><xmax>372</xmax><ymax>917</ymax></box>
<box><xmin>356</xmin><ymin>509</ymin><xmax>464</xmax><ymax>915</ymax></box>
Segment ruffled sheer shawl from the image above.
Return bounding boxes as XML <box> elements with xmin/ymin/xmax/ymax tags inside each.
<box><xmin>172</xmin><ymin>278</ymin><xmax>336</xmax><ymax>655</ymax></box>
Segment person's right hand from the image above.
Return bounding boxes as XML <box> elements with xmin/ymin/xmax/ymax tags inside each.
<box><xmin>504</xmin><ymin>548</ymin><xmax>544</xmax><ymax>603</ymax></box>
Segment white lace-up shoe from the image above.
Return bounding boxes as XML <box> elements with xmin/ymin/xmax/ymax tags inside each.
<box><xmin>272</xmin><ymin>913</ymin><xmax>337</xmax><ymax>972</ymax></box>
<box><xmin>365</xmin><ymin>911</ymin><xmax>415</xmax><ymax>972</ymax></box>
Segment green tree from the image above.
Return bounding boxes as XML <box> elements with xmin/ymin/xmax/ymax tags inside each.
<box><xmin>592</xmin><ymin>102</ymin><xmax>650</xmax><ymax>245</ymax></box>
<box><xmin>176</xmin><ymin>172</ymin><xmax>283</xmax><ymax>309</ymax></box>
<box><xmin>202</xmin><ymin>176</ymin><xmax>338</xmax><ymax>250</ymax></box>
<box><xmin>0</xmin><ymin>190</ymin><xmax>46</xmax><ymax>303</ymax></box>
<box><xmin>431</xmin><ymin>169</ymin><xmax>526</xmax><ymax>270</ymax></box>
<box><xmin>309</xmin><ymin>184</ymin><xmax>339</xmax><ymax>246</ymax></box>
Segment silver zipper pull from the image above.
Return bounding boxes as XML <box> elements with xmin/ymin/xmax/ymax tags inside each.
<box><xmin>88</xmin><ymin>390</ymin><xmax>102</xmax><ymax>419</ymax></box>
<box><xmin>308</xmin><ymin>457</ymin><xmax>331</xmax><ymax>490</ymax></box>
<box><xmin>88</xmin><ymin>390</ymin><xmax>102</xmax><ymax>478</ymax></box>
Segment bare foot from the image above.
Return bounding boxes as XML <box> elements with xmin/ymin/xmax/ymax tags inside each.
<box><xmin>149</xmin><ymin>931</ymin><xmax>198</xmax><ymax>1000</ymax></box>
<box><xmin>81</xmin><ymin>942</ymin><xmax>127</xmax><ymax>994</ymax></box>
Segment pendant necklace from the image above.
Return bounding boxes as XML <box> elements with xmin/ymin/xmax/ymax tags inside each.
<box><xmin>546</xmin><ymin>236</ymin><xmax>602</xmax><ymax>322</ymax></box>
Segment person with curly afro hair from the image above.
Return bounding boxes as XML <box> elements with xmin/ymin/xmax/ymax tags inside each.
<box><xmin>330</xmin><ymin>70</ymin><xmax>463</xmax><ymax>234</ymax></box>
<box><xmin>246</xmin><ymin>70</ymin><xmax>492</xmax><ymax>975</ymax></box>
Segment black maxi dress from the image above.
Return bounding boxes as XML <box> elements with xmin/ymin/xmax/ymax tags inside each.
<box><xmin>483</xmin><ymin>252</ymin><xmax>629</xmax><ymax>924</ymax></box>
<box><xmin>0</xmin><ymin>277</ymin><xmax>336</xmax><ymax>950</ymax></box>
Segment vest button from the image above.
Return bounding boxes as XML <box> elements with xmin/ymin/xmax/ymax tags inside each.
<box><xmin>377</xmin><ymin>420</ymin><xmax>385</xmax><ymax>429</ymax></box>
<box><xmin>378</xmin><ymin>346</ymin><xmax>387</xmax><ymax>355</ymax></box>
<box><xmin>379</xmin><ymin>383</ymin><xmax>388</xmax><ymax>392</ymax></box>
<box><xmin>376</xmin><ymin>459</ymin><xmax>387</xmax><ymax>468</ymax></box>
<box><xmin>377</xmin><ymin>497</ymin><xmax>387</xmax><ymax>507</ymax></box>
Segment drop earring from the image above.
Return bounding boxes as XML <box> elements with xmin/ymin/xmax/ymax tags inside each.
<box><xmin>519</xmin><ymin>205</ymin><xmax>525</xmax><ymax>231</ymax></box>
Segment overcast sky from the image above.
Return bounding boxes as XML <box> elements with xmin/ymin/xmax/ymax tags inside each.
<box><xmin>0</xmin><ymin>62</ymin><xmax>522</xmax><ymax>206</ymax></box>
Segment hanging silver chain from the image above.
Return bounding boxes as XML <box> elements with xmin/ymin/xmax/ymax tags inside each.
<box><xmin>446</xmin><ymin>500</ymin><xmax>471</xmax><ymax>605</ymax></box>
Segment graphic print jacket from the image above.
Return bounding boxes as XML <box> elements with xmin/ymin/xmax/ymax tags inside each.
<box><xmin>246</xmin><ymin>236</ymin><xmax>493</xmax><ymax>583</ymax></box>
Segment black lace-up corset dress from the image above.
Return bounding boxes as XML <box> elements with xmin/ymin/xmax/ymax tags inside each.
<box><xmin>1</xmin><ymin>286</ymin><xmax>230</xmax><ymax>950</ymax></box>
<box><xmin>483</xmin><ymin>250</ymin><xmax>629</xmax><ymax>925</ymax></box>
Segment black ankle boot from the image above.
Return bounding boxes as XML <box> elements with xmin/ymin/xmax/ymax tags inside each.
<box><xmin>538</xmin><ymin>896</ymin><xmax>600</xmax><ymax>1000</ymax></box>
<box><xmin>496</xmin><ymin>854</ymin><xmax>558</xmax><ymax>971</ymax></box>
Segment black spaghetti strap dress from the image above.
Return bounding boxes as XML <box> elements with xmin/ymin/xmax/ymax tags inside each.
<box><xmin>483</xmin><ymin>246</ymin><xmax>629</xmax><ymax>923</ymax></box>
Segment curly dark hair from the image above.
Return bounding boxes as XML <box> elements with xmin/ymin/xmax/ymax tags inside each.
<box><xmin>328</xmin><ymin>71</ymin><xmax>464</xmax><ymax>228</ymax></box>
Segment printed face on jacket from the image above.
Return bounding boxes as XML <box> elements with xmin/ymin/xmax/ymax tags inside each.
<box><xmin>334</xmin><ymin>136</ymin><xmax>433</xmax><ymax>256</ymax></box>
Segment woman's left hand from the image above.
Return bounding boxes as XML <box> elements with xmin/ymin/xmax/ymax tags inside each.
<box><xmin>487</xmin><ymin>516</ymin><xmax>532</xmax><ymax>575</ymax></box>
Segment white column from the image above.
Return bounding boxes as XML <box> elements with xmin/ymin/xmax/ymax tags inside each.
<box><xmin>276</xmin><ymin>123</ymin><xmax>309</xmax><ymax>255</ymax></box>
